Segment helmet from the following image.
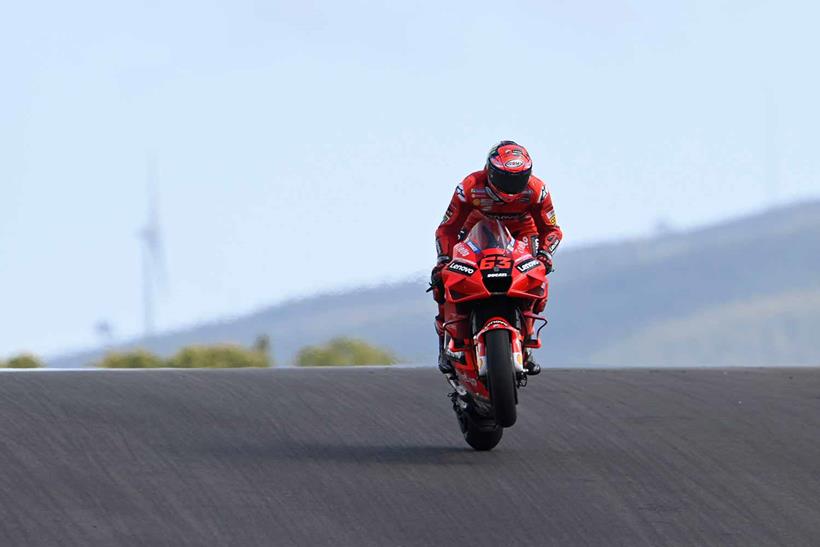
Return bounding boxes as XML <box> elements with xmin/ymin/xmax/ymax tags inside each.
<box><xmin>486</xmin><ymin>140</ymin><xmax>533</xmax><ymax>201</ymax></box>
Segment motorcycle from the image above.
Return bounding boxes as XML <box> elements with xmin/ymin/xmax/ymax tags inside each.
<box><xmin>439</xmin><ymin>219</ymin><xmax>548</xmax><ymax>450</ymax></box>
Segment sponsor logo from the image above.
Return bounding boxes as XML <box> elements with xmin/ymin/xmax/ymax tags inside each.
<box><xmin>504</xmin><ymin>159</ymin><xmax>524</xmax><ymax>169</ymax></box>
<box><xmin>516</xmin><ymin>258</ymin><xmax>541</xmax><ymax>273</ymax></box>
<box><xmin>485</xmin><ymin>272</ymin><xmax>509</xmax><ymax>278</ymax></box>
<box><xmin>539</xmin><ymin>186</ymin><xmax>547</xmax><ymax>203</ymax></box>
<box><xmin>455</xmin><ymin>245</ymin><xmax>470</xmax><ymax>257</ymax></box>
<box><xmin>484</xmin><ymin>186</ymin><xmax>502</xmax><ymax>202</ymax></box>
<box><xmin>455</xmin><ymin>184</ymin><xmax>466</xmax><ymax>202</ymax></box>
<box><xmin>472</xmin><ymin>199</ymin><xmax>481</xmax><ymax>206</ymax></box>
<box><xmin>447</xmin><ymin>262</ymin><xmax>476</xmax><ymax>276</ymax></box>
<box><xmin>515</xmin><ymin>189</ymin><xmax>531</xmax><ymax>204</ymax></box>
<box><xmin>485</xmin><ymin>212</ymin><xmax>525</xmax><ymax>221</ymax></box>
<box><xmin>547</xmin><ymin>209</ymin><xmax>557</xmax><ymax>225</ymax></box>
<box><xmin>461</xmin><ymin>376</ymin><xmax>478</xmax><ymax>387</ymax></box>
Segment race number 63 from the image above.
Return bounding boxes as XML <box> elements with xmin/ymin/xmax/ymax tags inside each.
<box><xmin>479</xmin><ymin>256</ymin><xmax>511</xmax><ymax>270</ymax></box>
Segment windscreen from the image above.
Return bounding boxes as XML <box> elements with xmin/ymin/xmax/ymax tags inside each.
<box><xmin>465</xmin><ymin>219</ymin><xmax>514</xmax><ymax>252</ymax></box>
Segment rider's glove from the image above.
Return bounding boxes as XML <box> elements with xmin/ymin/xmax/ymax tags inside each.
<box><xmin>536</xmin><ymin>250</ymin><xmax>554</xmax><ymax>274</ymax></box>
<box><xmin>431</xmin><ymin>256</ymin><xmax>451</xmax><ymax>285</ymax></box>
<box><xmin>429</xmin><ymin>256</ymin><xmax>450</xmax><ymax>304</ymax></box>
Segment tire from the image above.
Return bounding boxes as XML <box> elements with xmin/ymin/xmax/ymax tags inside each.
<box><xmin>484</xmin><ymin>328</ymin><xmax>517</xmax><ymax>427</ymax></box>
<box><xmin>458</xmin><ymin>409</ymin><xmax>504</xmax><ymax>451</ymax></box>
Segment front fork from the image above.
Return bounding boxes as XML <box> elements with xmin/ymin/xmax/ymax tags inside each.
<box><xmin>443</xmin><ymin>308</ymin><xmax>541</xmax><ymax>403</ymax></box>
<box><xmin>473</xmin><ymin>318</ymin><xmax>525</xmax><ymax>376</ymax></box>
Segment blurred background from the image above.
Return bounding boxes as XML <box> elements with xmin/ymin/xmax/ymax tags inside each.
<box><xmin>1</xmin><ymin>0</ymin><xmax>818</xmax><ymax>367</ymax></box>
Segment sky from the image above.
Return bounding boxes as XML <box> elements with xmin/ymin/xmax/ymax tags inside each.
<box><xmin>1</xmin><ymin>0</ymin><xmax>819</xmax><ymax>357</ymax></box>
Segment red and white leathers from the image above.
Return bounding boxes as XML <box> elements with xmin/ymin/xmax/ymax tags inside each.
<box><xmin>433</xmin><ymin>169</ymin><xmax>563</xmax><ymax>338</ymax></box>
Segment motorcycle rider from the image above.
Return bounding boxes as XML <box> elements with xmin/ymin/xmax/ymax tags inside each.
<box><xmin>431</xmin><ymin>140</ymin><xmax>563</xmax><ymax>376</ymax></box>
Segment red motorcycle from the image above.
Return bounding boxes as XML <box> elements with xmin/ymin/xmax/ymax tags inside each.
<box><xmin>439</xmin><ymin>219</ymin><xmax>548</xmax><ymax>450</ymax></box>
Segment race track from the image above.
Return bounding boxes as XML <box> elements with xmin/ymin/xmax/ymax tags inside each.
<box><xmin>1</xmin><ymin>367</ymin><xmax>819</xmax><ymax>546</ymax></box>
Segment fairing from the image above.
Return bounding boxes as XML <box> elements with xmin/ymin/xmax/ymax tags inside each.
<box><xmin>443</xmin><ymin>219</ymin><xmax>547</xmax><ymax>304</ymax></box>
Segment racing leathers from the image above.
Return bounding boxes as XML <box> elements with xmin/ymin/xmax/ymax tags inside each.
<box><xmin>432</xmin><ymin>169</ymin><xmax>563</xmax><ymax>359</ymax></box>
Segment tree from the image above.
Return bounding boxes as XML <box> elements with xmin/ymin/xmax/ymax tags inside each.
<box><xmin>4</xmin><ymin>354</ymin><xmax>44</xmax><ymax>368</ymax></box>
<box><xmin>96</xmin><ymin>345</ymin><xmax>271</xmax><ymax>368</ymax></box>
<box><xmin>97</xmin><ymin>350</ymin><xmax>164</xmax><ymax>368</ymax></box>
<box><xmin>167</xmin><ymin>344</ymin><xmax>269</xmax><ymax>368</ymax></box>
<box><xmin>296</xmin><ymin>337</ymin><xmax>397</xmax><ymax>366</ymax></box>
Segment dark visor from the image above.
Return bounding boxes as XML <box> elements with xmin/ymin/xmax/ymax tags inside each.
<box><xmin>489</xmin><ymin>169</ymin><xmax>530</xmax><ymax>195</ymax></box>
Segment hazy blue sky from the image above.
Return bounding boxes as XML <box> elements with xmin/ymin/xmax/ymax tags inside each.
<box><xmin>2</xmin><ymin>0</ymin><xmax>818</xmax><ymax>357</ymax></box>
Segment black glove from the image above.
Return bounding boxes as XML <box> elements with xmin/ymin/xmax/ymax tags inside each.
<box><xmin>536</xmin><ymin>250</ymin><xmax>554</xmax><ymax>274</ymax></box>
<box><xmin>428</xmin><ymin>256</ymin><xmax>450</xmax><ymax>302</ymax></box>
<box><xmin>430</xmin><ymin>256</ymin><xmax>451</xmax><ymax>285</ymax></box>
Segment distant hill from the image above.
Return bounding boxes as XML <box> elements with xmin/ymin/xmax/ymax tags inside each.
<box><xmin>48</xmin><ymin>201</ymin><xmax>820</xmax><ymax>368</ymax></box>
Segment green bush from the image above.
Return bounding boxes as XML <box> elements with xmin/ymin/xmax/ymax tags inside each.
<box><xmin>167</xmin><ymin>344</ymin><xmax>270</xmax><ymax>368</ymax></box>
<box><xmin>97</xmin><ymin>350</ymin><xmax>165</xmax><ymax>369</ymax></box>
<box><xmin>95</xmin><ymin>344</ymin><xmax>271</xmax><ymax>369</ymax></box>
<box><xmin>4</xmin><ymin>353</ymin><xmax>43</xmax><ymax>368</ymax></box>
<box><xmin>296</xmin><ymin>337</ymin><xmax>397</xmax><ymax>367</ymax></box>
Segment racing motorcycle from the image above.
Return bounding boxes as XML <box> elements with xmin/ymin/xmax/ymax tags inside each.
<box><xmin>438</xmin><ymin>219</ymin><xmax>548</xmax><ymax>450</ymax></box>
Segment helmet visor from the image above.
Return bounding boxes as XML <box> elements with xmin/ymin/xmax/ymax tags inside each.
<box><xmin>488</xmin><ymin>169</ymin><xmax>530</xmax><ymax>195</ymax></box>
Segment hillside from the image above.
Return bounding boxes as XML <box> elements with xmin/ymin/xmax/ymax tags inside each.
<box><xmin>48</xmin><ymin>201</ymin><xmax>820</xmax><ymax>367</ymax></box>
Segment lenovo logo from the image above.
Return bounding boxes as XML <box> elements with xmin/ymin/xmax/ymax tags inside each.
<box><xmin>516</xmin><ymin>259</ymin><xmax>541</xmax><ymax>273</ymax></box>
<box><xmin>447</xmin><ymin>262</ymin><xmax>476</xmax><ymax>275</ymax></box>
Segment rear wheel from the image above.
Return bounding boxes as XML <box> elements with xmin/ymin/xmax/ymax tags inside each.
<box><xmin>484</xmin><ymin>329</ymin><xmax>517</xmax><ymax>427</ymax></box>
<box><xmin>458</xmin><ymin>408</ymin><xmax>504</xmax><ymax>451</ymax></box>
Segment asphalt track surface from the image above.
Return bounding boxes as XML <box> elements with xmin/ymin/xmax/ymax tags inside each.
<box><xmin>1</xmin><ymin>367</ymin><xmax>819</xmax><ymax>546</ymax></box>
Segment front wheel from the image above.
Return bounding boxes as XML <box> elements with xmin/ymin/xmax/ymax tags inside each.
<box><xmin>484</xmin><ymin>328</ymin><xmax>517</xmax><ymax>427</ymax></box>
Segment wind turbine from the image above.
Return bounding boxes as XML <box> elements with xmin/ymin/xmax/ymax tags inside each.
<box><xmin>139</xmin><ymin>155</ymin><xmax>167</xmax><ymax>338</ymax></box>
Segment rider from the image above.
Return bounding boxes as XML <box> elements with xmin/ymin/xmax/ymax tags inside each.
<box><xmin>431</xmin><ymin>140</ymin><xmax>563</xmax><ymax>376</ymax></box>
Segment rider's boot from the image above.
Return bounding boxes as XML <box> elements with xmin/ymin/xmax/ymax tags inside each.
<box><xmin>437</xmin><ymin>332</ymin><xmax>454</xmax><ymax>375</ymax></box>
<box><xmin>435</xmin><ymin>312</ymin><xmax>454</xmax><ymax>375</ymax></box>
<box><xmin>524</xmin><ymin>349</ymin><xmax>541</xmax><ymax>376</ymax></box>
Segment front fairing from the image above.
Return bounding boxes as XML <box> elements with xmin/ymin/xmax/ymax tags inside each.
<box><xmin>442</xmin><ymin>220</ymin><xmax>547</xmax><ymax>303</ymax></box>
